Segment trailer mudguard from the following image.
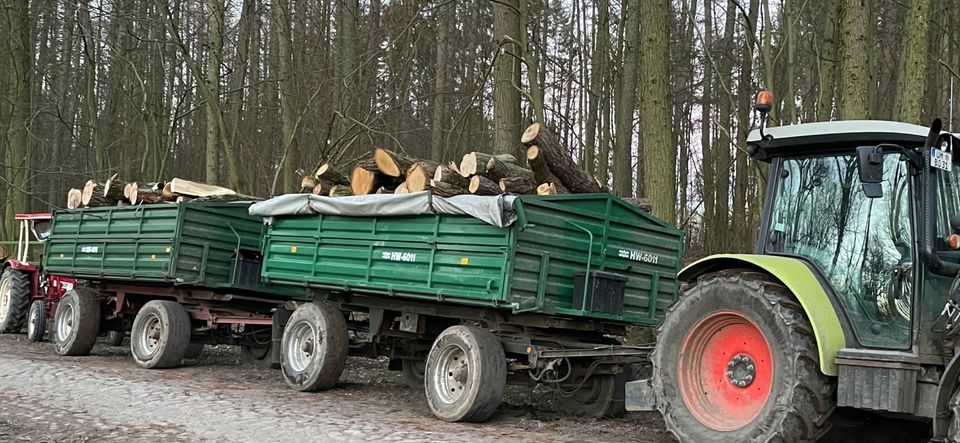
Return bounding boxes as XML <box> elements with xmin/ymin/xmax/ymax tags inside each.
<box><xmin>679</xmin><ymin>254</ymin><xmax>845</xmax><ymax>376</ymax></box>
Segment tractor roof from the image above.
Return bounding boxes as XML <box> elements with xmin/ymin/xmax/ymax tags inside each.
<box><xmin>746</xmin><ymin>120</ymin><xmax>959</xmax><ymax>162</ymax></box>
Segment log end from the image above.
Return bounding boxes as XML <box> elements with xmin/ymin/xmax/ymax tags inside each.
<box><xmin>520</xmin><ymin>122</ymin><xmax>542</xmax><ymax>144</ymax></box>
<box><xmin>350</xmin><ymin>166</ymin><xmax>377</xmax><ymax>195</ymax></box>
<box><xmin>373</xmin><ymin>148</ymin><xmax>403</xmax><ymax>177</ymax></box>
<box><xmin>526</xmin><ymin>145</ymin><xmax>540</xmax><ymax>161</ymax></box>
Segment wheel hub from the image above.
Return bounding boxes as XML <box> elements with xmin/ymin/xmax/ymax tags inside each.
<box><xmin>726</xmin><ymin>354</ymin><xmax>756</xmax><ymax>388</ymax></box>
<box><xmin>677</xmin><ymin>311</ymin><xmax>773</xmax><ymax>431</ymax></box>
<box><xmin>0</xmin><ymin>278</ymin><xmax>11</xmax><ymax>320</ymax></box>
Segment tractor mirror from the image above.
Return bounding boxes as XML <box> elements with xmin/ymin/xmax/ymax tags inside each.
<box><xmin>857</xmin><ymin>145</ymin><xmax>884</xmax><ymax>198</ymax></box>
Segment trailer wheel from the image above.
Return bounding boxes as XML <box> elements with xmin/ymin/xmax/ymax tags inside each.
<box><xmin>184</xmin><ymin>343</ymin><xmax>204</xmax><ymax>359</ymax></box>
<box><xmin>556</xmin><ymin>373</ymin><xmax>622</xmax><ymax>418</ymax></box>
<box><xmin>280</xmin><ymin>301</ymin><xmax>348</xmax><ymax>391</ymax></box>
<box><xmin>401</xmin><ymin>358</ymin><xmax>426</xmax><ymax>389</ymax></box>
<box><xmin>425</xmin><ymin>325</ymin><xmax>506</xmax><ymax>422</ymax></box>
<box><xmin>654</xmin><ymin>271</ymin><xmax>834</xmax><ymax>442</ymax></box>
<box><xmin>52</xmin><ymin>289</ymin><xmax>101</xmax><ymax>356</ymax></box>
<box><xmin>241</xmin><ymin>343</ymin><xmax>278</xmax><ymax>368</ymax></box>
<box><xmin>105</xmin><ymin>330</ymin><xmax>124</xmax><ymax>346</ymax></box>
<box><xmin>130</xmin><ymin>301</ymin><xmax>191</xmax><ymax>369</ymax></box>
<box><xmin>0</xmin><ymin>268</ymin><xmax>32</xmax><ymax>333</ymax></box>
<box><xmin>26</xmin><ymin>300</ymin><xmax>45</xmax><ymax>342</ymax></box>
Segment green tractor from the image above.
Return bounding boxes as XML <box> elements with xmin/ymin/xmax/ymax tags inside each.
<box><xmin>628</xmin><ymin>116</ymin><xmax>960</xmax><ymax>441</ymax></box>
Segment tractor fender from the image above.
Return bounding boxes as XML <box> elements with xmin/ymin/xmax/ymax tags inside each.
<box><xmin>679</xmin><ymin>254</ymin><xmax>846</xmax><ymax>376</ymax></box>
<box><xmin>3</xmin><ymin>259</ymin><xmax>37</xmax><ymax>272</ymax></box>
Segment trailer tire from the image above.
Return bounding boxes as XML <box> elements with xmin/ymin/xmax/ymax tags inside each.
<box><xmin>556</xmin><ymin>373</ymin><xmax>623</xmax><ymax>418</ymax></box>
<box><xmin>52</xmin><ymin>289</ymin><xmax>101</xmax><ymax>356</ymax></box>
<box><xmin>241</xmin><ymin>343</ymin><xmax>278</xmax><ymax>369</ymax></box>
<box><xmin>26</xmin><ymin>300</ymin><xmax>45</xmax><ymax>342</ymax></box>
<box><xmin>653</xmin><ymin>270</ymin><xmax>834</xmax><ymax>442</ymax></box>
<box><xmin>105</xmin><ymin>330</ymin><xmax>124</xmax><ymax>346</ymax></box>
<box><xmin>184</xmin><ymin>343</ymin><xmax>204</xmax><ymax>359</ymax></box>
<box><xmin>280</xmin><ymin>301</ymin><xmax>348</xmax><ymax>391</ymax></box>
<box><xmin>0</xmin><ymin>267</ymin><xmax>32</xmax><ymax>333</ymax></box>
<box><xmin>425</xmin><ymin>325</ymin><xmax>505</xmax><ymax>422</ymax></box>
<box><xmin>401</xmin><ymin>357</ymin><xmax>426</xmax><ymax>389</ymax></box>
<box><xmin>130</xmin><ymin>301</ymin><xmax>191</xmax><ymax>369</ymax></box>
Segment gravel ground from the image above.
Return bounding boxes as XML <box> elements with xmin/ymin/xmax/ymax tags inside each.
<box><xmin>0</xmin><ymin>334</ymin><xmax>673</xmax><ymax>443</ymax></box>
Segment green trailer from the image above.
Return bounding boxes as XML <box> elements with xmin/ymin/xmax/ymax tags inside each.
<box><xmin>41</xmin><ymin>201</ymin><xmax>299</xmax><ymax>368</ymax></box>
<box><xmin>254</xmin><ymin>192</ymin><xmax>684</xmax><ymax>421</ymax></box>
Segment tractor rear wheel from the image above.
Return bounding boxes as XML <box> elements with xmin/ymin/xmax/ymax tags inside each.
<box><xmin>0</xmin><ymin>268</ymin><xmax>32</xmax><ymax>333</ymax></box>
<box><xmin>653</xmin><ymin>270</ymin><xmax>834</xmax><ymax>442</ymax></box>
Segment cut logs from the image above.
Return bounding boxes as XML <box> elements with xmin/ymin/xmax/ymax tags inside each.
<box><xmin>374</xmin><ymin>148</ymin><xmax>417</xmax><ymax>178</ymax></box>
<box><xmin>526</xmin><ymin>145</ymin><xmax>569</xmax><ymax>194</ymax></box>
<box><xmin>459</xmin><ymin>152</ymin><xmax>517</xmax><ymax>177</ymax></box>
<box><xmin>429</xmin><ymin>179</ymin><xmax>467</xmax><ymax>197</ymax></box>
<box><xmin>81</xmin><ymin>180</ymin><xmax>109</xmax><ymax>207</ymax></box>
<box><xmin>103</xmin><ymin>174</ymin><xmax>127</xmax><ymax>201</ymax></box>
<box><xmin>433</xmin><ymin>162</ymin><xmax>470</xmax><ymax>189</ymax></box>
<box><xmin>126</xmin><ymin>182</ymin><xmax>165</xmax><ymax>204</ymax></box>
<box><xmin>468</xmin><ymin>175</ymin><xmax>500</xmax><ymax>195</ymax></box>
<box><xmin>328</xmin><ymin>185</ymin><xmax>353</xmax><ymax>197</ymax></box>
<box><xmin>522</xmin><ymin>122</ymin><xmax>600</xmax><ymax>193</ymax></box>
<box><xmin>313</xmin><ymin>163</ymin><xmax>350</xmax><ymax>185</ymax></box>
<box><xmin>350</xmin><ymin>159</ymin><xmax>387</xmax><ymax>196</ymax></box>
<box><xmin>405</xmin><ymin>161</ymin><xmax>439</xmax><ymax>192</ymax></box>
<box><xmin>66</xmin><ymin>188</ymin><xmax>82</xmax><ymax>209</ymax></box>
<box><xmin>499</xmin><ymin>177</ymin><xmax>537</xmax><ymax>194</ymax></box>
<box><xmin>484</xmin><ymin>156</ymin><xmax>534</xmax><ymax>182</ymax></box>
<box><xmin>536</xmin><ymin>183</ymin><xmax>559</xmax><ymax>195</ymax></box>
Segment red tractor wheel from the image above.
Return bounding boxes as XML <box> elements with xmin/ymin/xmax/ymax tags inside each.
<box><xmin>653</xmin><ymin>271</ymin><xmax>835</xmax><ymax>442</ymax></box>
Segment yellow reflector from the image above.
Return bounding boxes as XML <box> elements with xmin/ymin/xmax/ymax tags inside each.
<box><xmin>165</xmin><ymin>247</ymin><xmax>171</xmax><ymax>253</ymax></box>
<box><xmin>150</xmin><ymin>254</ymin><xmax>156</xmax><ymax>260</ymax></box>
<box><xmin>59</xmin><ymin>253</ymin><xmax>64</xmax><ymax>258</ymax></box>
<box><xmin>291</xmin><ymin>246</ymin><xmax>298</xmax><ymax>253</ymax></box>
<box><xmin>460</xmin><ymin>257</ymin><xmax>469</xmax><ymax>265</ymax></box>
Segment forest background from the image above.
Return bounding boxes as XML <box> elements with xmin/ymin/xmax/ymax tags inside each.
<box><xmin>0</xmin><ymin>0</ymin><xmax>957</xmax><ymax>257</ymax></box>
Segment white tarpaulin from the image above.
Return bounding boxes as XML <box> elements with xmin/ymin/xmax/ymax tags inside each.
<box><xmin>248</xmin><ymin>191</ymin><xmax>518</xmax><ymax>227</ymax></box>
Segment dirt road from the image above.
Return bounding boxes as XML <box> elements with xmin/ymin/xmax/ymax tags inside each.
<box><xmin>0</xmin><ymin>334</ymin><xmax>672</xmax><ymax>443</ymax></box>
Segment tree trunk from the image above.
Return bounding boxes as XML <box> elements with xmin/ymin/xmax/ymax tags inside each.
<box><xmin>351</xmin><ymin>159</ymin><xmax>391</xmax><ymax>196</ymax></box>
<box><xmin>434</xmin><ymin>162</ymin><xmax>471</xmax><ymax>189</ymax></box>
<box><xmin>896</xmin><ymin>0</ymin><xmax>930</xmax><ymax>124</ymax></box>
<box><xmin>499</xmin><ymin>177</ymin><xmax>537</xmax><ymax>194</ymax></box>
<box><xmin>431</xmin><ymin>4</ymin><xmax>451</xmax><ymax>160</ymax></box>
<box><xmin>3</xmin><ymin>0</ymin><xmax>31</xmax><ymax>232</ymax></box>
<box><xmin>639</xmin><ymin>0</ymin><xmax>675</xmax><ymax>221</ymax></box>
<box><xmin>612</xmin><ymin>0</ymin><xmax>640</xmax><ymax>197</ymax></box>
<box><xmin>492</xmin><ymin>0</ymin><xmax>522</xmax><ymax>157</ymax></box>
<box><xmin>840</xmin><ymin>0</ymin><xmax>871</xmax><ymax>119</ymax></box>
<box><xmin>429</xmin><ymin>180</ymin><xmax>468</xmax><ymax>197</ymax></box>
<box><xmin>67</xmin><ymin>189</ymin><xmax>83</xmax><ymax>209</ymax></box>
<box><xmin>459</xmin><ymin>152</ymin><xmax>516</xmax><ymax>177</ymax></box>
<box><xmin>204</xmin><ymin>0</ymin><xmax>224</xmax><ymax>184</ymax></box>
<box><xmin>485</xmin><ymin>156</ymin><xmax>534</xmax><ymax>182</ymax></box>
<box><xmin>816</xmin><ymin>0</ymin><xmax>842</xmax><ymax>121</ymax></box>
<box><xmin>103</xmin><ymin>174</ymin><xmax>128</xmax><ymax>201</ymax></box>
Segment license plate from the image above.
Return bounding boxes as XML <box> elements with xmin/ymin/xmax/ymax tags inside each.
<box><xmin>932</xmin><ymin>148</ymin><xmax>953</xmax><ymax>171</ymax></box>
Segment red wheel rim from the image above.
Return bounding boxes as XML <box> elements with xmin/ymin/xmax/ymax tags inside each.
<box><xmin>677</xmin><ymin>311</ymin><xmax>773</xmax><ymax>431</ymax></box>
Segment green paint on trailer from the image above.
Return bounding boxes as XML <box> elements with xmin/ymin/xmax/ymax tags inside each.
<box><xmin>261</xmin><ymin>194</ymin><xmax>685</xmax><ymax>325</ymax></box>
<box><xmin>679</xmin><ymin>254</ymin><xmax>846</xmax><ymax>376</ymax></box>
<box><xmin>42</xmin><ymin>202</ymin><xmax>302</xmax><ymax>298</ymax></box>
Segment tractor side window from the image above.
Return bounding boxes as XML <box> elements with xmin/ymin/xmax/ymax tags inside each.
<box><xmin>769</xmin><ymin>154</ymin><xmax>912</xmax><ymax>349</ymax></box>
<box><xmin>936</xmin><ymin>166</ymin><xmax>960</xmax><ymax>244</ymax></box>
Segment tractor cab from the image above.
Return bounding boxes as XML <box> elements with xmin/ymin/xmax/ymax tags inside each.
<box><xmin>8</xmin><ymin>213</ymin><xmax>54</xmax><ymax>266</ymax></box>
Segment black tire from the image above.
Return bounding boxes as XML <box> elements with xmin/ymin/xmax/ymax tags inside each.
<box><xmin>401</xmin><ymin>357</ymin><xmax>426</xmax><ymax>390</ymax></box>
<box><xmin>184</xmin><ymin>343</ymin><xmax>204</xmax><ymax>359</ymax></box>
<box><xmin>130</xmin><ymin>300</ymin><xmax>191</xmax><ymax>369</ymax></box>
<box><xmin>424</xmin><ymin>325</ymin><xmax>506</xmax><ymax>422</ymax></box>
<box><xmin>0</xmin><ymin>268</ymin><xmax>32</xmax><ymax>333</ymax></box>
<box><xmin>26</xmin><ymin>299</ymin><xmax>45</xmax><ymax>342</ymax></box>
<box><xmin>280</xmin><ymin>301</ymin><xmax>348</xmax><ymax>391</ymax></box>
<box><xmin>240</xmin><ymin>342</ymin><xmax>279</xmax><ymax>369</ymax></box>
<box><xmin>653</xmin><ymin>270</ymin><xmax>835</xmax><ymax>442</ymax></box>
<box><xmin>105</xmin><ymin>330</ymin><xmax>124</xmax><ymax>346</ymax></box>
<box><xmin>52</xmin><ymin>289</ymin><xmax>101</xmax><ymax>356</ymax></box>
<box><xmin>556</xmin><ymin>372</ymin><xmax>623</xmax><ymax>418</ymax></box>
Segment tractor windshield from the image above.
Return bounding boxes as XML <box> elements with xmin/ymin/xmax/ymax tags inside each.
<box><xmin>768</xmin><ymin>154</ymin><xmax>912</xmax><ymax>349</ymax></box>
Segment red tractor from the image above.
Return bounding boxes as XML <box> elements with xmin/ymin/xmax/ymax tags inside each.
<box><xmin>0</xmin><ymin>213</ymin><xmax>75</xmax><ymax>341</ymax></box>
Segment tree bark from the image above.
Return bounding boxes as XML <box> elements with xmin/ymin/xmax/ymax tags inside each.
<box><xmin>459</xmin><ymin>152</ymin><xmax>516</xmax><ymax>177</ymax></box>
<box><xmin>469</xmin><ymin>175</ymin><xmax>500</xmax><ymax>195</ymax></box>
<box><xmin>499</xmin><ymin>177</ymin><xmax>537</xmax><ymax>194</ymax></box>
<box><xmin>522</xmin><ymin>123</ymin><xmax>599</xmax><ymax>193</ymax></box>
<box><xmin>429</xmin><ymin>179</ymin><xmax>468</xmax><ymax>197</ymax></box>
<box><xmin>639</xmin><ymin>0</ymin><xmax>674</xmax><ymax>222</ymax></box>
<box><xmin>840</xmin><ymin>0</ymin><xmax>871</xmax><ymax>119</ymax></box>
<box><xmin>204</xmin><ymin>0</ymin><xmax>224</xmax><ymax>184</ymax></box>
<box><xmin>433</xmin><ymin>162</ymin><xmax>471</xmax><ymax>189</ymax></box>
<box><xmin>896</xmin><ymin>0</ymin><xmax>930</xmax><ymax>124</ymax></box>
<box><xmin>492</xmin><ymin>0</ymin><xmax>522</xmax><ymax>157</ymax></box>
<box><xmin>3</xmin><ymin>0</ymin><xmax>31</xmax><ymax>232</ymax></box>
<box><xmin>485</xmin><ymin>156</ymin><xmax>534</xmax><ymax>182</ymax></box>
<box><xmin>612</xmin><ymin>0</ymin><xmax>640</xmax><ymax>197</ymax></box>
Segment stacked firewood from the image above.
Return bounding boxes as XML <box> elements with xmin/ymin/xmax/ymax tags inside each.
<box><xmin>304</xmin><ymin>122</ymin><xmax>614</xmax><ymax>199</ymax></box>
<box><xmin>65</xmin><ymin>176</ymin><xmax>252</xmax><ymax>209</ymax></box>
